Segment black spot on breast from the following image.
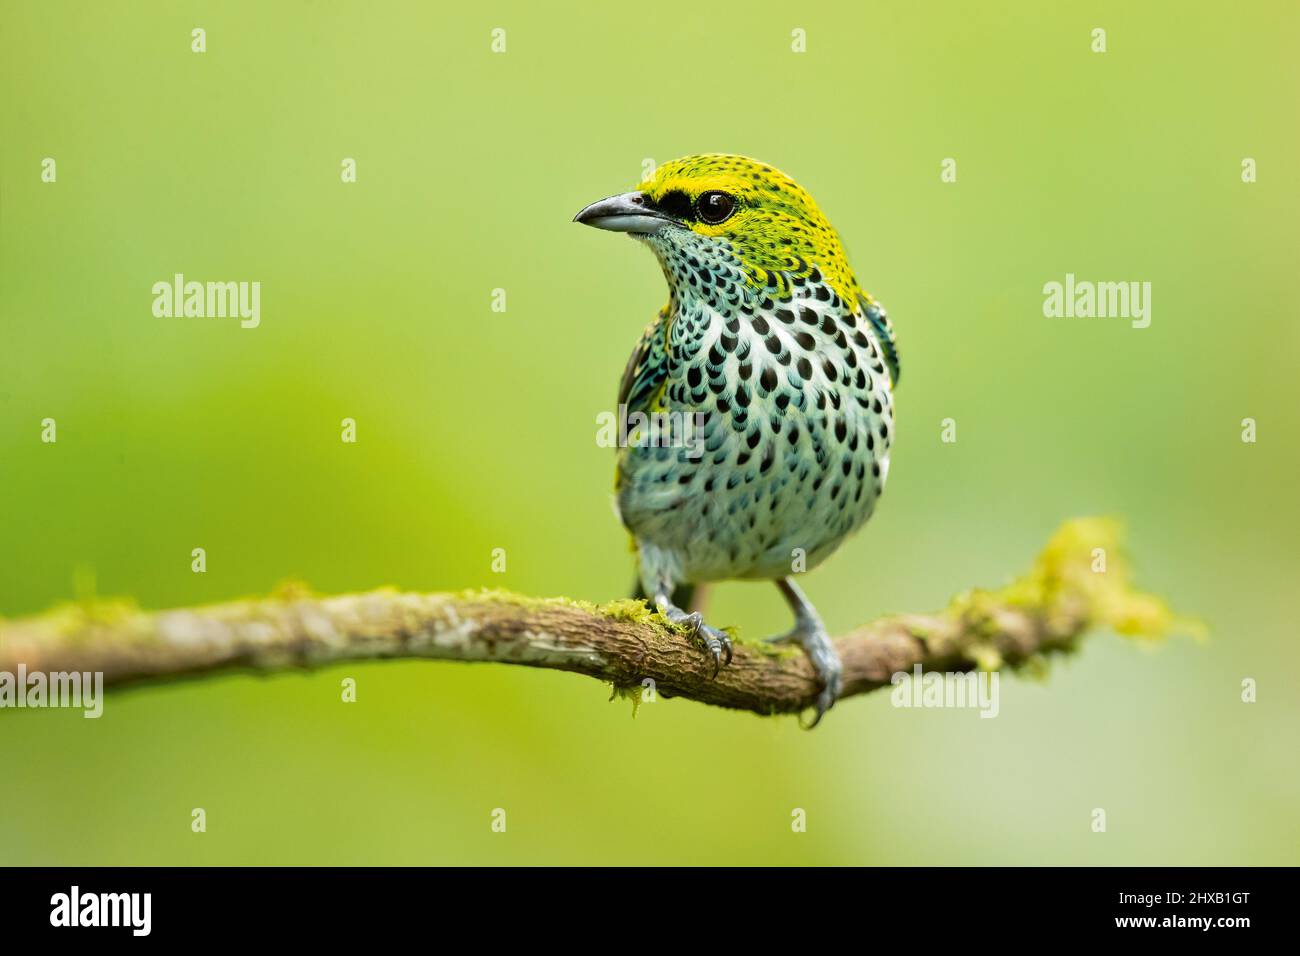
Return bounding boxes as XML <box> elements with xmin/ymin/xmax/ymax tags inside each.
<box><xmin>760</xmin><ymin>366</ymin><xmax>777</xmax><ymax>392</ymax></box>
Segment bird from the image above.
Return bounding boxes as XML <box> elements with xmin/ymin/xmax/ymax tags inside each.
<box><xmin>573</xmin><ymin>154</ymin><xmax>898</xmax><ymax>725</ymax></box>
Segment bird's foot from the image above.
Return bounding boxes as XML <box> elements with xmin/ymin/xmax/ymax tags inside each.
<box><xmin>766</xmin><ymin>621</ymin><xmax>842</xmax><ymax>728</ymax></box>
<box><xmin>659</xmin><ymin>605</ymin><xmax>733</xmax><ymax>678</ymax></box>
<box><xmin>697</xmin><ymin>621</ymin><xmax>734</xmax><ymax>677</ymax></box>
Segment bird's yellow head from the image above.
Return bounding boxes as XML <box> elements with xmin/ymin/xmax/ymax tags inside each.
<box><xmin>574</xmin><ymin>154</ymin><xmax>860</xmax><ymax>303</ymax></box>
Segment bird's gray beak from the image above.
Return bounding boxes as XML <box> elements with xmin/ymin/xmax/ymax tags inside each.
<box><xmin>573</xmin><ymin>191</ymin><xmax>677</xmax><ymax>234</ymax></box>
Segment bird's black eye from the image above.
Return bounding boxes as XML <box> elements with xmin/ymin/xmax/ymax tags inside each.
<box><xmin>696</xmin><ymin>191</ymin><xmax>736</xmax><ymax>225</ymax></box>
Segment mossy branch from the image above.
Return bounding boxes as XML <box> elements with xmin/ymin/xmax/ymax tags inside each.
<box><xmin>0</xmin><ymin>519</ymin><xmax>1189</xmax><ymax>719</ymax></box>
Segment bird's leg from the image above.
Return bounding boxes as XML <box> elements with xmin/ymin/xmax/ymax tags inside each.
<box><xmin>767</xmin><ymin>578</ymin><xmax>843</xmax><ymax>726</ymax></box>
<box><xmin>652</xmin><ymin>588</ymin><xmax>732</xmax><ymax>678</ymax></box>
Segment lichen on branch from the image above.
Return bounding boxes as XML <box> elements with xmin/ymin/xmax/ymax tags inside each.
<box><xmin>0</xmin><ymin>518</ymin><xmax>1191</xmax><ymax>720</ymax></box>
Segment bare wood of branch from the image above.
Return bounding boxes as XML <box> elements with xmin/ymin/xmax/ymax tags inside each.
<box><xmin>0</xmin><ymin>519</ymin><xmax>1180</xmax><ymax>718</ymax></box>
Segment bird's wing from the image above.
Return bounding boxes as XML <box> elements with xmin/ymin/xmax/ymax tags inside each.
<box><xmin>616</xmin><ymin>303</ymin><xmax>672</xmax><ymax>417</ymax></box>
<box><xmin>858</xmin><ymin>292</ymin><xmax>900</xmax><ymax>388</ymax></box>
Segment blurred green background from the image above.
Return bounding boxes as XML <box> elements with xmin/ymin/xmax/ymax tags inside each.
<box><xmin>1</xmin><ymin>0</ymin><xmax>1297</xmax><ymax>865</ymax></box>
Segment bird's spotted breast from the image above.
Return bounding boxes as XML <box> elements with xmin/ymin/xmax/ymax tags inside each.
<box><xmin>616</xmin><ymin>233</ymin><xmax>894</xmax><ymax>583</ymax></box>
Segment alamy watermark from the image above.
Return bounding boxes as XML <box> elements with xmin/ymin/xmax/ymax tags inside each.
<box><xmin>596</xmin><ymin>405</ymin><xmax>707</xmax><ymax>459</ymax></box>
<box><xmin>1042</xmin><ymin>273</ymin><xmax>1151</xmax><ymax>329</ymax></box>
<box><xmin>152</xmin><ymin>273</ymin><xmax>260</xmax><ymax>328</ymax></box>
<box><xmin>890</xmin><ymin>664</ymin><xmax>999</xmax><ymax>718</ymax></box>
<box><xmin>50</xmin><ymin>886</ymin><xmax>150</xmax><ymax>936</ymax></box>
<box><xmin>0</xmin><ymin>665</ymin><xmax>104</xmax><ymax>718</ymax></box>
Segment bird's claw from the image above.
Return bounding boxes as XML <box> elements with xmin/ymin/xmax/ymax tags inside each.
<box><xmin>657</xmin><ymin>602</ymin><xmax>732</xmax><ymax>679</ymax></box>
<box><xmin>804</xmin><ymin>653</ymin><xmax>842</xmax><ymax>728</ymax></box>
<box><xmin>694</xmin><ymin>620</ymin><xmax>732</xmax><ymax>678</ymax></box>
<box><xmin>675</xmin><ymin>612</ymin><xmax>732</xmax><ymax>677</ymax></box>
<box><xmin>767</xmin><ymin>621</ymin><xmax>842</xmax><ymax>728</ymax></box>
